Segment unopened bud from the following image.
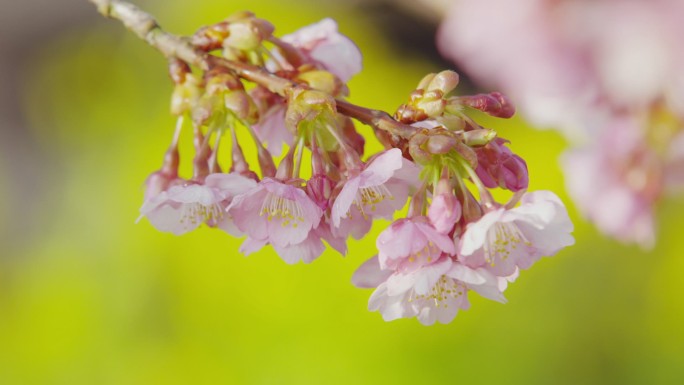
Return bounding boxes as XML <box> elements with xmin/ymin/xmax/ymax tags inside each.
<box><xmin>285</xmin><ymin>88</ymin><xmax>336</xmax><ymax>134</ymax></box>
<box><xmin>296</xmin><ymin>70</ymin><xmax>342</xmax><ymax>95</ymax></box>
<box><xmin>427</xmin><ymin>70</ymin><xmax>460</xmax><ymax>94</ymax></box>
<box><xmin>170</xmin><ymin>74</ymin><xmax>201</xmax><ymax>116</ymax></box>
<box><xmin>408</xmin><ymin>131</ymin><xmax>431</xmax><ymax>165</ymax></box>
<box><xmin>455</xmin><ymin>92</ymin><xmax>515</xmax><ymax>118</ymax></box>
<box><xmin>463</xmin><ymin>129</ymin><xmax>497</xmax><ymax>147</ymax></box>
<box><xmin>205</xmin><ymin>72</ymin><xmax>243</xmax><ymax>95</ymax></box>
<box><xmin>426</xmin><ymin>133</ymin><xmax>458</xmax><ymax>154</ymax></box>
<box><xmin>428</xmin><ymin>192</ymin><xmax>461</xmax><ymax>234</ymax></box>
<box><xmin>417</xmin><ymin>73</ymin><xmax>436</xmax><ymax>90</ymax></box>
<box><xmin>416</xmin><ymin>90</ymin><xmax>446</xmax><ymax>118</ymax></box>
<box><xmin>474</xmin><ymin>138</ymin><xmax>528</xmax><ymax>191</ymax></box>
<box><xmin>437</xmin><ymin>114</ymin><xmax>466</xmax><ymax>131</ymax></box>
<box><xmin>192</xmin><ymin>22</ymin><xmax>231</xmax><ymax>52</ymax></box>
<box><xmin>223</xmin><ymin>15</ymin><xmax>274</xmax><ymax>51</ymax></box>
<box><xmin>224</xmin><ymin>90</ymin><xmax>259</xmax><ymax>124</ymax></box>
<box><xmin>395</xmin><ymin>103</ymin><xmax>428</xmax><ymax>124</ymax></box>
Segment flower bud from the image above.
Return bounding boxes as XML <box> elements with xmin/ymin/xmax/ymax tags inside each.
<box><xmin>170</xmin><ymin>74</ymin><xmax>201</xmax><ymax>116</ymax></box>
<box><xmin>463</xmin><ymin>129</ymin><xmax>497</xmax><ymax>147</ymax></box>
<box><xmin>415</xmin><ymin>90</ymin><xmax>447</xmax><ymax>118</ymax></box>
<box><xmin>454</xmin><ymin>92</ymin><xmax>515</xmax><ymax>118</ymax></box>
<box><xmin>427</xmin><ymin>70</ymin><xmax>460</xmax><ymax>94</ymax></box>
<box><xmin>223</xmin><ymin>14</ymin><xmax>274</xmax><ymax>52</ymax></box>
<box><xmin>426</xmin><ymin>132</ymin><xmax>458</xmax><ymax>154</ymax></box>
<box><xmin>285</xmin><ymin>88</ymin><xmax>336</xmax><ymax>135</ymax></box>
<box><xmin>296</xmin><ymin>70</ymin><xmax>342</xmax><ymax>95</ymax></box>
<box><xmin>408</xmin><ymin>131</ymin><xmax>431</xmax><ymax>165</ymax></box>
<box><xmin>416</xmin><ymin>73</ymin><xmax>436</xmax><ymax>90</ymax></box>
<box><xmin>192</xmin><ymin>22</ymin><xmax>231</xmax><ymax>52</ymax></box>
<box><xmin>224</xmin><ymin>90</ymin><xmax>259</xmax><ymax>124</ymax></box>
<box><xmin>475</xmin><ymin>138</ymin><xmax>529</xmax><ymax>191</ymax></box>
<box><xmin>428</xmin><ymin>191</ymin><xmax>462</xmax><ymax>234</ymax></box>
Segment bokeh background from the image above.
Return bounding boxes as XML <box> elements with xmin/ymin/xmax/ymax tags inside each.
<box><xmin>1</xmin><ymin>0</ymin><xmax>683</xmax><ymax>384</ymax></box>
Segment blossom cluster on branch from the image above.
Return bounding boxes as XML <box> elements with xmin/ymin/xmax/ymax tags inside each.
<box><xmin>91</xmin><ymin>0</ymin><xmax>574</xmax><ymax>325</ymax></box>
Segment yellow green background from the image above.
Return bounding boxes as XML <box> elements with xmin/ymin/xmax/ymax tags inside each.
<box><xmin>1</xmin><ymin>0</ymin><xmax>683</xmax><ymax>384</ymax></box>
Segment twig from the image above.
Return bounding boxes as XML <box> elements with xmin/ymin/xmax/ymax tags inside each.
<box><xmin>87</xmin><ymin>0</ymin><xmax>417</xmax><ymax>139</ymax></box>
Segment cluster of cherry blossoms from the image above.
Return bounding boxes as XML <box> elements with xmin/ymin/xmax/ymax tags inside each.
<box><xmin>438</xmin><ymin>0</ymin><xmax>684</xmax><ymax>248</ymax></box>
<box><xmin>92</xmin><ymin>0</ymin><xmax>574</xmax><ymax>325</ymax></box>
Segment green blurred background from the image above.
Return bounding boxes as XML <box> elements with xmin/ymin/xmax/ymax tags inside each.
<box><xmin>1</xmin><ymin>0</ymin><xmax>683</xmax><ymax>384</ymax></box>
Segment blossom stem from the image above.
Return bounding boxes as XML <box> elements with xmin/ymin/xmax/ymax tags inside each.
<box><xmin>208</xmin><ymin>129</ymin><xmax>222</xmax><ymax>174</ymax></box>
<box><xmin>229</xmin><ymin>125</ymin><xmax>251</xmax><ymax>174</ymax></box>
<box><xmin>239</xmin><ymin>117</ymin><xmax>277</xmax><ymax>177</ymax></box>
<box><xmin>325</xmin><ymin>123</ymin><xmax>362</xmax><ymax>170</ymax></box>
<box><xmin>293</xmin><ymin>136</ymin><xmax>305</xmax><ymax>178</ymax></box>
<box><xmin>455</xmin><ymin>155</ymin><xmax>495</xmax><ymax>208</ymax></box>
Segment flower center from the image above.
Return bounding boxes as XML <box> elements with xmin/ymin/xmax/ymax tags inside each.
<box><xmin>180</xmin><ymin>202</ymin><xmax>223</xmax><ymax>225</ymax></box>
<box><xmin>259</xmin><ymin>193</ymin><xmax>305</xmax><ymax>228</ymax></box>
<box><xmin>483</xmin><ymin>222</ymin><xmax>532</xmax><ymax>267</ymax></box>
<box><xmin>408</xmin><ymin>275</ymin><xmax>465</xmax><ymax>309</ymax></box>
<box><xmin>350</xmin><ymin>184</ymin><xmax>394</xmax><ymax>219</ymax></box>
<box><xmin>407</xmin><ymin>241</ymin><xmax>440</xmax><ymax>265</ymax></box>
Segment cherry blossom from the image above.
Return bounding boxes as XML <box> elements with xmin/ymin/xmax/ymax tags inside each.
<box><xmin>459</xmin><ymin>191</ymin><xmax>574</xmax><ymax>276</ymax></box>
<box><xmin>139</xmin><ymin>172</ymin><xmax>256</xmax><ymax>235</ymax></box>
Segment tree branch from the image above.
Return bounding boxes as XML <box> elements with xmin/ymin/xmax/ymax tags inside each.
<box><xmin>87</xmin><ymin>0</ymin><xmax>417</xmax><ymax>139</ymax></box>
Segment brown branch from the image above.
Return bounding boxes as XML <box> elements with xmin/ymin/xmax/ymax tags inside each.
<box><xmin>336</xmin><ymin>100</ymin><xmax>416</xmax><ymax>138</ymax></box>
<box><xmin>87</xmin><ymin>0</ymin><xmax>417</xmax><ymax>139</ymax></box>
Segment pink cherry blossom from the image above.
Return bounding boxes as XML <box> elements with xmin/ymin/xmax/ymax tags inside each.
<box><xmin>275</xmin><ymin>223</ymin><xmax>347</xmax><ymax>264</ymax></box>
<box><xmin>351</xmin><ymin>256</ymin><xmax>392</xmax><ymax>289</ymax></box>
<box><xmin>282</xmin><ymin>18</ymin><xmax>363</xmax><ymax>82</ymax></box>
<box><xmin>143</xmin><ymin>170</ymin><xmax>182</xmax><ymax>201</ymax></box>
<box><xmin>240</xmin><ymin>221</ymin><xmax>346</xmax><ymax>264</ymax></box>
<box><xmin>139</xmin><ymin>172</ymin><xmax>256</xmax><ymax>235</ymax></box>
<box><xmin>227</xmin><ymin>177</ymin><xmax>323</xmax><ymax>250</ymax></box>
<box><xmin>362</xmin><ymin>256</ymin><xmax>506</xmax><ymax>325</ymax></box>
<box><xmin>252</xmin><ymin>103</ymin><xmax>292</xmax><ymax>156</ymax></box>
<box><xmin>331</xmin><ymin>149</ymin><xmax>420</xmax><ymax>229</ymax></box>
<box><xmin>376</xmin><ymin>217</ymin><xmax>456</xmax><ymax>272</ymax></box>
<box><xmin>459</xmin><ymin>191</ymin><xmax>574</xmax><ymax>276</ymax></box>
<box><xmin>330</xmin><ymin>209</ymin><xmax>373</xmax><ymax>241</ymax></box>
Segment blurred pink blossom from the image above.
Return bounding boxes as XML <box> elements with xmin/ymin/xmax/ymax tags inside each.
<box><xmin>438</xmin><ymin>0</ymin><xmax>684</xmax><ymax>246</ymax></box>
